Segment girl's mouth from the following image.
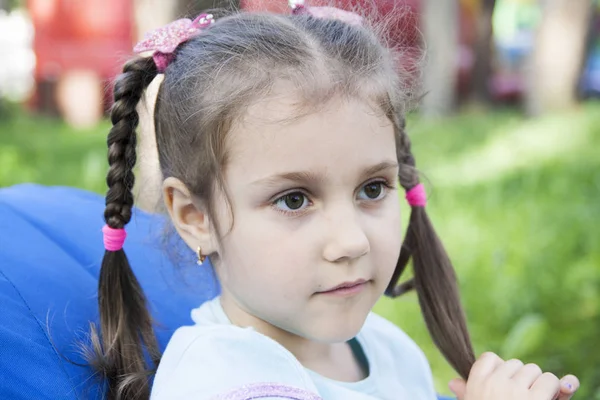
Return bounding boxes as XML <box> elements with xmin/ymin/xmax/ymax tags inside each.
<box><xmin>318</xmin><ymin>279</ymin><xmax>368</xmax><ymax>296</ymax></box>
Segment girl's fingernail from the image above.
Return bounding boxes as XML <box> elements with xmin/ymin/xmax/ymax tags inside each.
<box><xmin>563</xmin><ymin>382</ymin><xmax>573</xmax><ymax>391</ymax></box>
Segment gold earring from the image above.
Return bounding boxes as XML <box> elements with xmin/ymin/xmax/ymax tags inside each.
<box><xmin>196</xmin><ymin>246</ymin><xmax>206</xmax><ymax>265</ymax></box>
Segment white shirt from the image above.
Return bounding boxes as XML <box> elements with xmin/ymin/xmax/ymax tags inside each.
<box><xmin>151</xmin><ymin>296</ymin><xmax>437</xmax><ymax>400</ymax></box>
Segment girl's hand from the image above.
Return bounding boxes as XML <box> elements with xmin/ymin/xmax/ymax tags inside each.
<box><xmin>447</xmin><ymin>352</ymin><xmax>580</xmax><ymax>400</ymax></box>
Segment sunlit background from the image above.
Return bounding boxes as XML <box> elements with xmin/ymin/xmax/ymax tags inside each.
<box><xmin>0</xmin><ymin>0</ymin><xmax>599</xmax><ymax>397</ymax></box>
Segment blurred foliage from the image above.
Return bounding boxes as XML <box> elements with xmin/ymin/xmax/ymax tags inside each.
<box><xmin>1</xmin><ymin>103</ymin><xmax>599</xmax><ymax>397</ymax></box>
<box><xmin>0</xmin><ymin>0</ymin><xmax>22</xmax><ymax>12</ymax></box>
<box><xmin>0</xmin><ymin>111</ymin><xmax>108</xmax><ymax>193</ymax></box>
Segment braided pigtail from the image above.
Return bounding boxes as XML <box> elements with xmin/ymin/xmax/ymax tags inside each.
<box><xmin>90</xmin><ymin>57</ymin><xmax>160</xmax><ymax>400</ymax></box>
<box><xmin>386</xmin><ymin>120</ymin><xmax>476</xmax><ymax>380</ymax></box>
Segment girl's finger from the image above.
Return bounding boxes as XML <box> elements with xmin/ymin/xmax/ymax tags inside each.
<box><xmin>557</xmin><ymin>375</ymin><xmax>580</xmax><ymax>400</ymax></box>
<box><xmin>469</xmin><ymin>352</ymin><xmax>504</xmax><ymax>382</ymax></box>
<box><xmin>512</xmin><ymin>363</ymin><xmax>543</xmax><ymax>388</ymax></box>
<box><xmin>494</xmin><ymin>358</ymin><xmax>524</xmax><ymax>379</ymax></box>
<box><xmin>448</xmin><ymin>378</ymin><xmax>467</xmax><ymax>400</ymax></box>
<box><xmin>530</xmin><ymin>372</ymin><xmax>561</xmax><ymax>399</ymax></box>
<box><xmin>467</xmin><ymin>352</ymin><xmax>505</xmax><ymax>395</ymax></box>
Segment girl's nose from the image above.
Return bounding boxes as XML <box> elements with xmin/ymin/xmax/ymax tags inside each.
<box><xmin>322</xmin><ymin>208</ymin><xmax>370</xmax><ymax>264</ymax></box>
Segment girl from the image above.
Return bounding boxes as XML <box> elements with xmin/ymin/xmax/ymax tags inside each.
<box><xmin>95</xmin><ymin>1</ymin><xmax>579</xmax><ymax>399</ymax></box>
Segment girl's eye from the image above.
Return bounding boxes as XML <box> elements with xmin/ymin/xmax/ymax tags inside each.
<box><xmin>274</xmin><ymin>192</ymin><xmax>309</xmax><ymax>212</ymax></box>
<box><xmin>358</xmin><ymin>181</ymin><xmax>386</xmax><ymax>201</ymax></box>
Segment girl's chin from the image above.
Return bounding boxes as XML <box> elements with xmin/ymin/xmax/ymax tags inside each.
<box><xmin>301</xmin><ymin>317</ymin><xmax>368</xmax><ymax>344</ymax></box>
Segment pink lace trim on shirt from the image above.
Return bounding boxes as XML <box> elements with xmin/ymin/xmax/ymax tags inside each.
<box><xmin>211</xmin><ymin>383</ymin><xmax>323</xmax><ymax>400</ymax></box>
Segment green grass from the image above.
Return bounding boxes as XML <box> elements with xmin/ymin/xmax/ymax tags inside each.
<box><xmin>1</xmin><ymin>103</ymin><xmax>599</xmax><ymax>397</ymax></box>
<box><xmin>0</xmin><ymin>113</ymin><xmax>109</xmax><ymax>193</ymax></box>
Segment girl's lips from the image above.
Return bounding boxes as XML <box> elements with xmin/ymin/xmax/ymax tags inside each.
<box><xmin>318</xmin><ymin>279</ymin><xmax>368</xmax><ymax>296</ymax></box>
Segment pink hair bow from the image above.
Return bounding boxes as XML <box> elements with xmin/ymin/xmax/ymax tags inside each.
<box><xmin>133</xmin><ymin>13</ymin><xmax>215</xmax><ymax>73</ymax></box>
<box><xmin>289</xmin><ymin>0</ymin><xmax>363</xmax><ymax>26</ymax></box>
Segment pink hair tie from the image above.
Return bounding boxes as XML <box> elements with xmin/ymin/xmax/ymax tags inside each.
<box><xmin>102</xmin><ymin>225</ymin><xmax>127</xmax><ymax>252</ymax></box>
<box><xmin>406</xmin><ymin>183</ymin><xmax>427</xmax><ymax>207</ymax></box>
<box><xmin>133</xmin><ymin>13</ymin><xmax>215</xmax><ymax>73</ymax></box>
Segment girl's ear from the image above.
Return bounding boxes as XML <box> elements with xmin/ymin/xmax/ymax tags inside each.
<box><xmin>163</xmin><ymin>177</ymin><xmax>218</xmax><ymax>255</ymax></box>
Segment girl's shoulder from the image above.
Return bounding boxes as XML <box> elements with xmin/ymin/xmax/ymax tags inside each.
<box><xmin>151</xmin><ymin>324</ymin><xmax>318</xmax><ymax>400</ymax></box>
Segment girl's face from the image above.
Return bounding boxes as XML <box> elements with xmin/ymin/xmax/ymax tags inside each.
<box><xmin>211</xmin><ymin>92</ymin><xmax>402</xmax><ymax>344</ymax></box>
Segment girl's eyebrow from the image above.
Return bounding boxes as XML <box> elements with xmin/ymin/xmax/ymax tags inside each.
<box><xmin>361</xmin><ymin>160</ymin><xmax>399</xmax><ymax>179</ymax></box>
<box><xmin>250</xmin><ymin>160</ymin><xmax>399</xmax><ymax>188</ymax></box>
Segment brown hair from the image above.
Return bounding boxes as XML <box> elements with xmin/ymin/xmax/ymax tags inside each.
<box><xmin>94</xmin><ymin>5</ymin><xmax>474</xmax><ymax>399</ymax></box>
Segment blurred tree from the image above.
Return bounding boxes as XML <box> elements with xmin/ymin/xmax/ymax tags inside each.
<box><xmin>526</xmin><ymin>0</ymin><xmax>593</xmax><ymax>115</ymax></box>
<box><xmin>134</xmin><ymin>0</ymin><xmax>180</xmax><ymax>42</ymax></box>
<box><xmin>469</xmin><ymin>0</ymin><xmax>496</xmax><ymax>104</ymax></box>
<box><xmin>421</xmin><ymin>0</ymin><xmax>460</xmax><ymax>116</ymax></box>
<box><xmin>134</xmin><ymin>0</ymin><xmax>239</xmax><ymax>41</ymax></box>
<box><xmin>0</xmin><ymin>0</ymin><xmax>22</xmax><ymax>11</ymax></box>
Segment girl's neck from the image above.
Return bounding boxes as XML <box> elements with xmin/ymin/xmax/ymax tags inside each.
<box><xmin>219</xmin><ymin>295</ymin><xmax>367</xmax><ymax>382</ymax></box>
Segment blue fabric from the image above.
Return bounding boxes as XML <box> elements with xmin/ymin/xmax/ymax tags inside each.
<box><xmin>0</xmin><ymin>184</ymin><xmax>454</xmax><ymax>400</ymax></box>
<box><xmin>0</xmin><ymin>184</ymin><xmax>219</xmax><ymax>399</ymax></box>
